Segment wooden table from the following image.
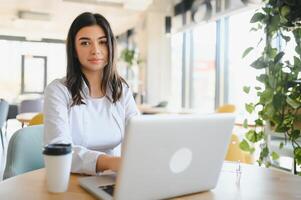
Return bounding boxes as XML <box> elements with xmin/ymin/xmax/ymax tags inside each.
<box><xmin>16</xmin><ymin>112</ymin><xmax>38</xmax><ymax>126</ymax></box>
<box><xmin>1</xmin><ymin>162</ymin><xmax>301</xmax><ymax>200</ymax></box>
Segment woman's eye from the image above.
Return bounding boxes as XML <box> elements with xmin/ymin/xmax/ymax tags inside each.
<box><xmin>80</xmin><ymin>41</ymin><xmax>90</xmax><ymax>46</ymax></box>
<box><xmin>99</xmin><ymin>40</ymin><xmax>107</xmax><ymax>45</ymax></box>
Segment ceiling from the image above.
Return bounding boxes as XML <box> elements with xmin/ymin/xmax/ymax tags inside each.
<box><xmin>0</xmin><ymin>0</ymin><xmax>155</xmax><ymax>40</ymax></box>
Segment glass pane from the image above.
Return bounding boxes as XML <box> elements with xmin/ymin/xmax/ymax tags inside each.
<box><xmin>191</xmin><ymin>22</ymin><xmax>216</xmax><ymax>113</ymax></box>
<box><xmin>24</xmin><ymin>56</ymin><xmax>45</xmax><ymax>93</ymax></box>
<box><xmin>228</xmin><ymin>9</ymin><xmax>265</xmax><ymax>121</ymax></box>
<box><xmin>170</xmin><ymin>32</ymin><xmax>183</xmax><ymax>109</ymax></box>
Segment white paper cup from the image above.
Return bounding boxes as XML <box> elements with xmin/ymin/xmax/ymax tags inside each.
<box><xmin>43</xmin><ymin>143</ymin><xmax>72</xmax><ymax>193</ymax></box>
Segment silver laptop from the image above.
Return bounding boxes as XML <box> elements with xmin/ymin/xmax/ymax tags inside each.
<box><xmin>79</xmin><ymin>114</ymin><xmax>235</xmax><ymax>200</ymax></box>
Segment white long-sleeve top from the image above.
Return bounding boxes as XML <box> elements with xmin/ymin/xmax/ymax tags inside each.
<box><xmin>43</xmin><ymin>78</ymin><xmax>139</xmax><ymax>175</ymax></box>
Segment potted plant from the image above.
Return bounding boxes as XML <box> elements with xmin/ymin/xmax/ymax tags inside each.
<box><xmin>120</xmin><ymin>48</ymin><xmax>141</xmax><ymax>80</ymax></box>
<box><xmin>239</xmin><ymin>0</ymin><xmax>301</xmax><ymax>174</ymax></box>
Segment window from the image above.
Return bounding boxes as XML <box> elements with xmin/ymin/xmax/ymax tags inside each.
<box><xmin>21</xmin><ymin>55</ymin><xmax>47</xmax><ymax>94</ymax></box>
<box><xmin>191</xmin><ymin>22</ymin><xmax>216</xmax><ymax>113</ymax></box>
<box><xmin>0</xmin><ymin>39</ymin><xmax>66</xmax><ymax>102</ymax></box>
<box><xmin>228</xmin><ymin>9</ymin><xmax>264</xmax><ymax>120</ymax></box>
<box><xmin>170</xmin><ymin>32</ymin><xmax>184</xmax><ymax>109</ymax></box>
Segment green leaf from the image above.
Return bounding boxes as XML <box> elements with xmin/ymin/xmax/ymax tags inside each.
<box><xmin>242</xmin><ymin>47</ymin><xmax>254</xmax><ymax>58</ymax></box>
<box><xmin>259</xmin><ymin>89</ymin><xmax>273</xmax><ymax>104</ymax></box>
<box><xmin>280</xmin><ymin>6</ymin><xmax>290</xmax><ymax>17</ymax></box>
<box><xmin>245</xmin><ymin>103</ymin><xmax>255</xmax><ymax>114</ymax></box>
<box><xmin>279</xmin><ymin>142</ymin><xmax>284</xmax><ymax>149</ymax></box>
<box><xmin>273</xmin><ymin>93</ymin><xmax>286</xmax><ymax>110</ymax></box>
<box><xmin>257</xmin><ymin>131</ymin><xmax>264</xmax><ymax>141</ymax></box>
<box><xmin>239</xmin><ymin>139</ymin><xmax>250</xmax><ymax>152</ymax></box>
<box><xmin>269</xmin><ymin>15</ymin><xmax>280</xmax><ymax>33</ymax></box>
<box><xmin>261</xmin><ymin>146</ymin><xmax>269</xmax><ymax>158</ymax></box>
<box><xmin>291</xmin><ymin>130</ymin><xmax>300</xmax><ymax>140</ymax></box>
<box><xmin>251</xmin><ymin>57</ymin><xmax>267</xmax><ymax>69</ymax></box>
<box><xmin>286</xmin><ymin>96</ymin><xmax>300</xmax><ymax>109</ymax></box>
<box><xmin>271</xmin><ymin>152</ymin><xmax>280</xmax><ymax>160</ymax></box>
<box><xmin>243</xmin><ymin>119</ymin><xmax>248</xmax><ymax>129</ymax></box>
<box><xmin>255</xmin><ymin>119</ymin><xmax>263</xmax><ymax>126</ymax></box>
<box><xmin>256</xmin><ymin>74</ymin><xmax>268</xmax><ymax>83</ymax></box>
<box><xmin>246</xmin><ymin>130</ymin><xmax>257</xmax><ymax>142</ymax></box>
<box><xmin>243</xmin><ymin>86</ymin><xmax>250</xmax><ymax>94</ymax></box>
<box><xmin>294</xmin><ymin>56</ymin><xmax>301</xmax><ymax>69</ymax></box>
<box><xmin>294</xmin><ymin>147</ymin><xmax>301</xmax><ymax>165</ymax></box>
<box><xmin>250</xmin><ymin>13</ymin><xmax>266</xmax><ymax>23</ymax></box>
<box><xmin>274</xmin><ymin>52</ymin><xmax>285</xmax><ymax>63</ymax></box>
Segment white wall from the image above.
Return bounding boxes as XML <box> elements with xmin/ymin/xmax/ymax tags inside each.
<box><xmin>145</xmin><ymin>12</ymin><xmax>171</xmax><ymax>105</ymax></box>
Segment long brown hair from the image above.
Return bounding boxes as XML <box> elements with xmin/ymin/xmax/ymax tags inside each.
<box><xmin>66</xmin><ymin>12</ymin><xmax>127</xmax><ymax>106</ymax></box>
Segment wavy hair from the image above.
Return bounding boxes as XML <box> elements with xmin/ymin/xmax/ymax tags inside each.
<box><xmin>66</xmin><ymin>12</ymin><xmax>127</xmax><ymax>106</ymax></box>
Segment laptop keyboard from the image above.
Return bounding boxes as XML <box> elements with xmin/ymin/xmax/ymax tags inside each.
<box><xmin>99</xmin><ymin>184</ymin><xmax>115</xmax><ymax>196</ymax></box>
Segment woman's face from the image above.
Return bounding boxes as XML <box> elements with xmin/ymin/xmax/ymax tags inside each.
<box><xmin>75</xmin><ymin>25</ymin><xmax>108</xmax><ymax>73</ymax></box>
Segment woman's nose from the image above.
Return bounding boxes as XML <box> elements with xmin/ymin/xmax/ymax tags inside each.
<box><xmin>91</xmin><ymin>43</ymin><xmax>101</xmax><ymax>55</ymax></box>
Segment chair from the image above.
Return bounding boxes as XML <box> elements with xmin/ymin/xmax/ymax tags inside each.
<box><xmin>216</xmin><ymin>104</ymin><xmax>253</xmax><ymax>164</ymax></box>
<box><xmin>0</xmin><ymin>99</ymin><xmax>9</xmax><ymax>150</ymax></box>
<box><xmin>216</xmin><ymin>104</ymin><xmax>235</xmax><ymax>113</ymax></box>
<box><xmin>28</xmin><ymin>113</ymin><xmax>44</xmax><ymax>126</ymax></box>
<box><xmin>3</xmin><ymin>125</ymin><xmax>44</xmax><ymax>179</ymax></box>
<box><xmin>5</xmin><ymin>104</ymin><xmax>19</xmax><ymax>137</ymax></box>
<box><xmin>19</xmin><ymin>98</ymin><xmax>43</xmax><ymax>113</ymax></box>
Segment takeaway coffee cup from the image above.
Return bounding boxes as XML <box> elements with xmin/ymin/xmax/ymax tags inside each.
<box><xmin>43</xmin><ymin>143</ymin><xmax>72</xmax><ymax>193</ymax></box>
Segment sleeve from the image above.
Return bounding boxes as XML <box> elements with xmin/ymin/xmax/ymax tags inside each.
<box><xmin>43</xmin><ymin>80</ymin><xmax>102</xmax><ymax>175</ymax></box>
<box><xmin>123</xmin><ymin>85</ymin><xmax>140</xmax><ymax>125</ymax></box>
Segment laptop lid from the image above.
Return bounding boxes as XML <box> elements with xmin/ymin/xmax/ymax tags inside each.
<box><xmin>80</xmin><ymin>113</ymin><xmax>235</xmax><ymax>200</ymax></box>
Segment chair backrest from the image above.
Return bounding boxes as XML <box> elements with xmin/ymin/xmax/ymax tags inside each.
<box><xmin>28</xmin><ymin>113</ymin><xmax>44</xmax><ymax>126</ymax></box>
<box><xmin>3</xmin><ymin>125</ymin><xmax>44</xmax><ymax>179</ymax></box>
<box><xmin>7</xmin><ymin>104</ymin><xmax>19</xmax><ymax>120</ymax></box>
<box><xmin>216</xmin><ymin>104</ymin><xmax>236</xmax><ymax>113</ymax></box>
<box><xmin>0</xmin><ymin>99</ymin><xmax>9</xmax><ymax>127</ymax></box>
<box><xmin>19</xmin><ymin>98</ymin><xmax>43</xmax><ymax>113</ymax></box>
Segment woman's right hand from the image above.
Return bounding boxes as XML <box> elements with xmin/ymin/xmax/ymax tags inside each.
<box><xmin>96</xmin><ymin>155</ymin><xmax>121</xmax><ymax>172</ymax></box>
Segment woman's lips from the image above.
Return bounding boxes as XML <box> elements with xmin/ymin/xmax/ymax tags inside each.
<box><xmin>88</xmin><ymin>59</ymin><xmax>105</xmax><ymax>64</ymax></box>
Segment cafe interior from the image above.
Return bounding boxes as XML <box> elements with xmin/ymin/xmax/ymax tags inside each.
<box><xmin>0</xmin><ymin>0</ymin><xmax>301</xmax><ymax>199</ymax></box>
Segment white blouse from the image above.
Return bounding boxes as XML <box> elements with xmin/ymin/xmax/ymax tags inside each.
<box><xmin>43</xmin><ymin>78</ymin><xmax>139</xmax><ymax>175</ymax></box>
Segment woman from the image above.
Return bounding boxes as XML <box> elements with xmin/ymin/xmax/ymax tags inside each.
<box><xmin>44</xmin><ymin>12</ymin><xmax>139</xmax><ymax>175</ymax></box>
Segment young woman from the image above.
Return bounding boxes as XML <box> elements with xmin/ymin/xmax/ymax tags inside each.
<box><xmin>44</xmin><ymin>12</ymin><xmax>139</xmax><ymax>175</ymax></box>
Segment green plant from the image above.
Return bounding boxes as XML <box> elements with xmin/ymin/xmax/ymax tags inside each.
<box><xmin>240</xmin><ymin>0</ymin><xmax>301</xmax><ymax>173</ymax></box>
<box><xmin>120</xmin><ymin>48</ymin><xmax>140</xmax><ymax>68</ymax></box>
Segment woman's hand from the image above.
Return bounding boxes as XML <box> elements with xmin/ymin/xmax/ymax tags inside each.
<box><xmin>96</xmin><ymin>155</ymin><xmax>121</xmax><ymax>172</ymax></box>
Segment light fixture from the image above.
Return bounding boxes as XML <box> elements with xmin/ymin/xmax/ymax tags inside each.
<box><xmin>63</xmin><ymin>0</ymin><xmax>123</xmax><ymax>8</ymax></box>
<box><xmin>18</xmin><ymin>10</ymin><xmax>51</xmax><ymax>21</ymax></box>
<box><xmin>191</xmin><ymin>0</ymin><xmax>212</xmax><ymax>23</ymax></box>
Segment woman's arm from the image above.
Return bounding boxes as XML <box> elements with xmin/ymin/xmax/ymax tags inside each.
<box><xmin>96</xmin><ymin>155</ymin><xmax>121</xmax><ymax>172</ymax></box>
<box><xmin>44</xmin><ymin>79</ymin><xmax>106</xmax><ymax>175</ymax></box>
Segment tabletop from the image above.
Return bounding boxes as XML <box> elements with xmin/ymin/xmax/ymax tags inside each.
<box><xmin>0</xmin><ymin>162</ymin><xmax>301</xmax><ymax>200</ymax></box>
<box><xmin>16</xmin><ymin>112</ymin><xmax>38</xmax><ymax>124</ymax></box>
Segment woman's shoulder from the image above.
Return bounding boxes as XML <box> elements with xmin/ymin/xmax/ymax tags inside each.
<box><xmin>45</xmin><ymin>77</ymin><xmax>69</xmax><ymax>95</ymax></box>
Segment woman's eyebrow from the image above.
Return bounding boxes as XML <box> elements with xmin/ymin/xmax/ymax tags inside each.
<box><xmin>78</xmin><ymin>37</ymin><xmax>90</xmax><ymax>40</ymax></box>
<box><xmin>78</xmin><ymin>36</ymin><xmax>107</xmax><ymax>40</ymax></box>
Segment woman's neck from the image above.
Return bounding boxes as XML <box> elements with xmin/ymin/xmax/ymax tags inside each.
<box><xmin>82</xmin><ymin>69</ymin><xmax>104</xmax><ymax>98</ymax></box>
